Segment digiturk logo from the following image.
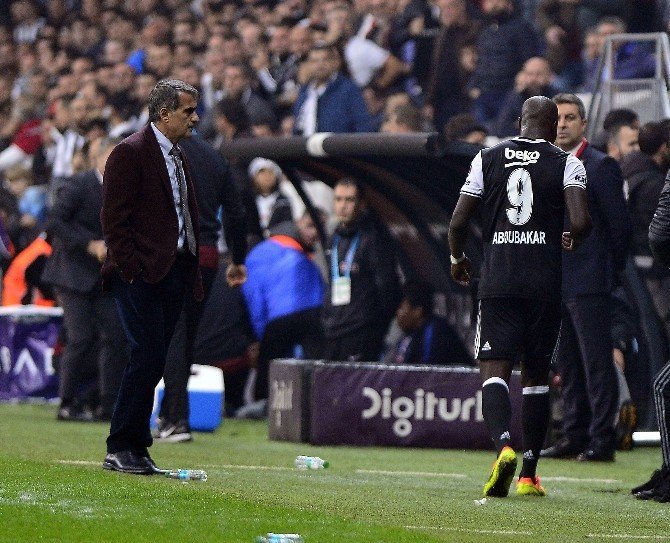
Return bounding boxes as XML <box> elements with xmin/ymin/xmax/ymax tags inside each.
<box><xmin>270</xmin><ymin>379</ymin><xmax>293</xmax><ymax>427</ymax></box>
<box><xmin>361</xmin><ymin>387</ymin><xmax>483</xmax><ymax>437</ymax></box>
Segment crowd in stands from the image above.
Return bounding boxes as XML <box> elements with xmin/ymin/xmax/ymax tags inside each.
<box><xmin>2</xmin><ymin>0</ymin><xmax>670</xmax><ymax>434</ymax></box>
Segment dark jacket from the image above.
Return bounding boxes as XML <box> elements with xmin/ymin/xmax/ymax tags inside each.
<box><xmin>425</xmin><ymin>17</ymin><xmax>481</xmax><ymax>129</ymax></box>
<box><xmin>293</xmin><ymin>73</ymin><xmax>374</xmax><ymax>134</ymax></box>
<box><xmin>243</xmin><ymin>232</ymin><xmax>324</xmax><ymax>340</ymax></box>
<box><xmin>101</xmin><ymin>123</ymin><xmax>203</xmax><ymax>300</ymax></box>
<box><xmin>323</xmin><ymin>215</ymin><xmax>401</xmax><ymax>339</ymax></box>
<box><xmin>470</xmin><ymin>11</ymin><xmax>541</xmax><ymax>93</ymax></box>
<box><xmin>620</xmin><ymin>150</ymin><xmax>665</xmax><ymax>260</ymax></box>
<box><xmin>179</xmin><ymin>135</ymin><xmax>247</xmax><ymax>264</ymax></box>
<box><xmin>494</xmin><ymin>85</ymin><xmax>560</xmax><ymax>138</ymax></box>
<box><xmin>42</xmin><ymin>170</ymin><xmax>105</xmax><ymax>294</ymax></box>
<box><xmin>562</xmin><ymin>143</ymin><xmax>630</xmax><ymax>297</ymax></box>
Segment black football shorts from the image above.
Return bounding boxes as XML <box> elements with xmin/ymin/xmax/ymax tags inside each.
<box><xmin>474</xmin><ymin>298</ymin><xmax>561</xmax><ymax>364</ymax></box>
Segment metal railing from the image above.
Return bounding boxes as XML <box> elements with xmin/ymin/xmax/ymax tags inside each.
<box><xmin>587</xmin><ymin>32</ymin><xmax>670</xmax><ymax>138</ymax></box>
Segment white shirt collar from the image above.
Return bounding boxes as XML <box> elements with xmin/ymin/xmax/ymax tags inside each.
<box><xmin>151</xmin><ymin>122</ymin><xmax>174</xmax><ymax>158</ymax></box>
<box><xmin>95</xmin><ymin>169</ymin><xmax>103</xmax><ymax>184</ymax></box>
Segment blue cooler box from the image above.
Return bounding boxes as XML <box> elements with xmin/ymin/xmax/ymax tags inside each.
<box><xmin>151</xmin><ymin>364</ymin><xmax>225</xmax><ymax>431</ymax></box>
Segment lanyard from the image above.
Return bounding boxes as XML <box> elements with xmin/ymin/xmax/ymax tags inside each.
<box><xmin>331</xmin><ymin>233</ymin><xmax>361</xmax><ymax>279</ymax></box>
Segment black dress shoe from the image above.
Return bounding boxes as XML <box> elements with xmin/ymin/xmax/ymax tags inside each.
<box><xmin>632</xmin><ymin>468</ymin><xmax>668</xmax><ymax>495</ymax></box>
<box><xmin>636</xmin><ymin>488</ymin><xmax>657</xmax><ymax>500</ymax></box>
<box><xmin>141</xmin><ymin>454</ymin><xmax>166</xmax><ymax>474</ymax></box>
<box><xmin>540</xmin><ymin>438</ymin><xmax>583</xmax><ymax>459</ymax></box>
<box><xmin>576</xmin><ymin>448</ymin><xmax>615</xmax><ymax>462</ymax></box>
<box><xmin>103</xmin><ymin>451</ymin><xmax>154</xmax><ymax>475</ymax></box>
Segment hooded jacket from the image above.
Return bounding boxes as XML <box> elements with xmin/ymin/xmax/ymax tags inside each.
<box><xmin>621</xmin><ymin>150</ymin><xmax>665</xmax><ymax>260</ymax></box>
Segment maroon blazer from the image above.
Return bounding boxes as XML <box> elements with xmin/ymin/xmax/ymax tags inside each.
<box><xmin>101</xmin><ymin>123</ymin><xmax>203</xmax><ymax>300</ymax></box>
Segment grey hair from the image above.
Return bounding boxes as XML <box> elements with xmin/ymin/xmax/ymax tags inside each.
<box><xmin>147</xmin><ymin>79</ymin><xmax>199</xmax><ymax>122</ymax></box>
<box><xmin>552</xmin><ymin>93</ymin><xmax>586</xmax><ymax>120</ymax></box>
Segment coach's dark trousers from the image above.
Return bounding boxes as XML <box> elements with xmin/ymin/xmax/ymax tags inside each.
<box><xmin>554</xmin><ymin>294</ymin><xmax>619</xmax><ymax>451</ymax></box>
<box><xmin>159</xmin><ymin>265</ymin><xmax>217</xmax><ymax>424</ymax></box>
<box><xmin>106</xmin><ymin>258</ymin><xmax>189</xmax><ymax>454</ymax></box>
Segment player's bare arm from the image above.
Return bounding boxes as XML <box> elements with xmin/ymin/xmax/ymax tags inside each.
<box><xmin>448</xmin><ymin>193</ymin><xmax>479</xmax><ymax>286</ymax></box>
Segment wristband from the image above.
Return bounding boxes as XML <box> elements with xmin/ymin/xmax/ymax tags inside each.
<box><xmin>450</xmin><ymin>253</ymin><xmax>466</xmax><ymax>265</ymax></box>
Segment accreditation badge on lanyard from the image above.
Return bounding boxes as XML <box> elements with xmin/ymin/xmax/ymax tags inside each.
<box><xmin>331</xmin><ymin>233</ymin><xmax>360</xmax><ymax>306</ymax></box>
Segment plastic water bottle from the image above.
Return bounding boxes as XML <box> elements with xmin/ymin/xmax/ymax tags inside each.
<box><xmin>255</xmin><ymin>534</ymin><xmax>304</xmax><ymax>543</ymax></box>
<box><xmin>165</xmin><ymin>469</ymin><xmax>208</xmax><ymax>482</ymax></box>
<box><xmin>294</xmin><ymin>455</ymin><xmax>329</xmax><ymax>470</ymax></box>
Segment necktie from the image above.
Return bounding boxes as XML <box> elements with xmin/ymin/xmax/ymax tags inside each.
<box><xmin>169</xmin><ymin>145</ymin><xmax>197</xmax><ymax>255</ymax></box>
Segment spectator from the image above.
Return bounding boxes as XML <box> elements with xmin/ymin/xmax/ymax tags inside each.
<box><xmin>47</xmin><ymin>94</ymin><xmax>87</xmax><ymax>188</ymax></box>
<box><xmin>582</xmin><ymin>16</ymin><xmax>656</xmax><ymax>93</ymax></box>
<box><xmin>536</xmin><ymin>0</ymin><xmax>584</xmax><ymax>91</ymax></box>
<box><xmin>240</xmin><ymin>213</ymin><xmax>325</xmax><ymax>417</ymax></box>
<box><xmin>494</xmin><ymin>57</ymin><xmax>560</xmax><ymax>138</ymax></box>
<box><xmin>3</xmin><ymin>164</ymin><xmax>46</xmax><ymax>251</ymax></box>
<box><xmin>323</xmin><ymin>177</ymin><xmax>401</xmax><ymax>361</ymax></box>
<box><xmin>211</xmin><ymin>97</ymin><xmax>252</xmax><ymax>190</ymax></box>
<box><xmin>0</xmin><ymin>95</ymin><xmax>43</xmax><ymax>175</ymax></box>
<box><xmin>380</xmin><ymin>102</ymin><xmax>423</xmax><ymax>133</ymax></box>
<box><xmin>288</xmin><ymin>22</ymin><xmax>314</xmax><ymax>87</ymax></box>
<box><xmin>200</xmin><ymin>62</ymin><xmax>277</xmax><ymax>141</ymax></box>
<box><xmin>143</xmin><ymin>43</ymin><xmax>173</xmax><ymax>80</ymax></box>
<box><xmin>11</xmin><ymin>1</ymin><xmax>46</xmax><ymax>45</ymax></box>
<box><xmin>443</xmin><ymin>113</ymin><xmax>488</xmax><ymax>145</ymax></box>
<box><xmin>361</xmin><ymin>84</ymin><xmax>387</xmax><ymax>132</ymax></box>
<box><xmin>293</xmin><ymin>42</ymin><xmax>374</xmax><ymax>135</ymax></box>
<box><xmin>621</xmin><ymin>121</ymin><xmax>670</xmax><ymax>342</ymax></box>
<box><xmin>383</xmin><ymin>280</ymin><xmax>472</xmax><ymax>365</ymax></box>
<box><xmin>251</xmin><ymin>20</ymin><xmax>301</xmax><ymax>117</ymax></box>
<box><xmin>541</xmin><ymin>93</ymin><xmax>630</xmax><ymax>462</ymax></box>
<box><xmin>244</xmin><ymin>157</ymin><xmax>294</xmax><ymax>246</ymax></box>
<box><xmin>325</xmin><ymin>4</ymin><xmax>409</xmax><ymax>91</ymax></box>
<box><xmin>469</xmin><ymin>0</ymin><xmax>541</xmax><ymax>127</ymax></box>
<box><xmin>223</xmin><ymin>62</ymin><xmax>277</xmax><ymax>127</ymax></box>
<box><xmin>424</xmin><ymin>0</ymin><xmax>481</xmax><ymax>133</ymax></box>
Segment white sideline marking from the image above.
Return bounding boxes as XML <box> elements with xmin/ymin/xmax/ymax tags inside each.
<box><xmin>58</xmin><ymin>460</ymin><xmax>294</xmax><ymax>471</ymax></box>
<box><xmin>405</xmin><ymin>525</ymin><xmax>532</xmax><ymax>536</ymax></box>
<box><xmin>356</xmin><ymin>469</ymin><xmax>466</xmax><ymax>479</ymax></box>
<box><xmin>543</xmin><ymin>476</ymin><xmax>621</xmax><ymax>484</ymax></box>
<box><xmin>56</xmin><ymin>462</ymin><xmax>622</xmax><ymax>484</ymax></box>
<box><xmin>207</xmin><ymin>464</ymin><xmax>294</xmax><ymax>471</ymax></box>
<box><xmin>587</xmin><ymin>535</ymin><xmax>670</xmax><ymax>540</ymax></box>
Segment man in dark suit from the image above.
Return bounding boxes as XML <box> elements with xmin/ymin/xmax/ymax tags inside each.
<box><xmin>101</xmin><ymin>79</ymin><xmax>246</xmax><ymax>475</ymax></box>
<box><xmin>42</xmin><ymin>137</ymin><xmax>129</xmax><ymax>422</ymax></box>
<box><xmin>541</xmin><ymin>93</ymin><xmax>631</xmax><ymax>462</ymax></box>
<box><xmin>154</xmin><ymin>133</ymin><xmax>247</xmax><ymax>443</ymax></box>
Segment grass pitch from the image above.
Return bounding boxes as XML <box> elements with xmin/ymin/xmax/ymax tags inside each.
<box><xmin>1</xmin><ymin>403</ymin><xmax>669</xmax><ymax>542</ymax></box>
